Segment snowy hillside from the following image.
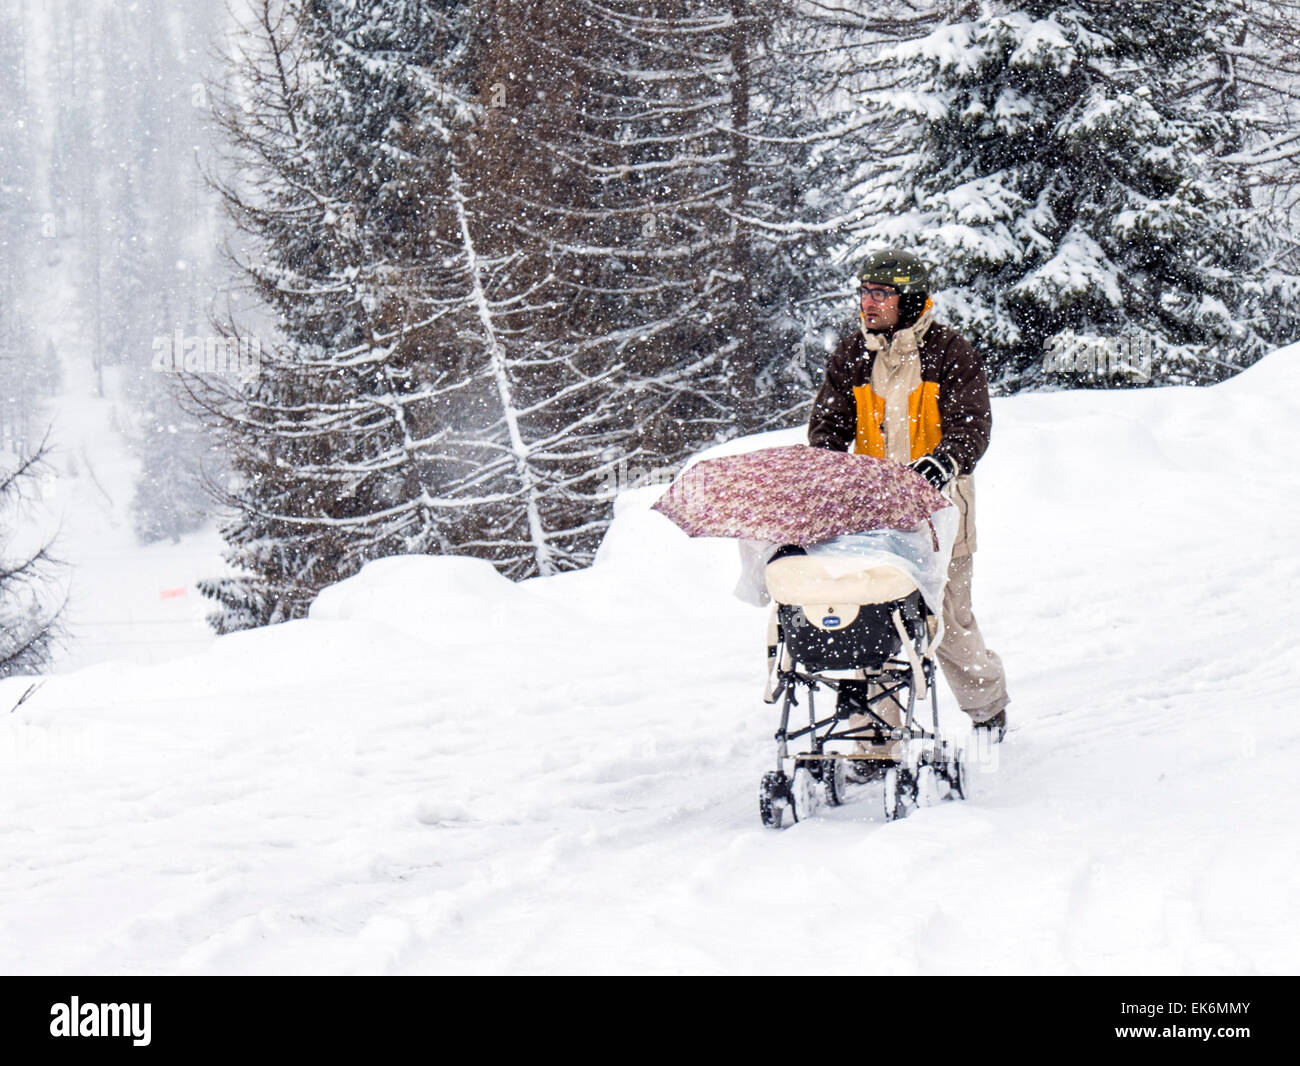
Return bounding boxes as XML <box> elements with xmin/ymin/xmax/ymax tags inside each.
<box><xmin>3</xmin><ymin>347</ymin><xmax>1300</xmax><ymax>975</ymax></box>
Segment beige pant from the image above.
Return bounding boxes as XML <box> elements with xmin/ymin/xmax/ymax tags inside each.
<box><xmin>848</xmin><ymin>553</ymin><xmax>1007</xmax><ymax>751</ymax></box>
<box><xmin>935</xmin><ymin>553</ymin><xmax>1008</xmax><ymax>723</ymax></box>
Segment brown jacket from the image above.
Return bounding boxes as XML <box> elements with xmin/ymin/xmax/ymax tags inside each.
<box><xmin>807</xmin><ymin>321</ymin><xmax>992</xmax><ymax>554</ymax></box>
<box><xmin>808</xmin><ymin>322</ymin><xmax>991</xmax><ymax>471</ymax></box>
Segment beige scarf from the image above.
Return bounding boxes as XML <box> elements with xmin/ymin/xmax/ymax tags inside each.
<box><xmin>860</xmin><ymin>304</ymin><xmax>935</xmax><ymax>463</ymax></box>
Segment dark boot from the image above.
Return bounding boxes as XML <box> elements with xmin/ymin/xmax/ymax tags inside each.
<box><xmin>972</xmin><ymin>708</ymin><xmax>1007</xmax><ymax>743</ymax></box>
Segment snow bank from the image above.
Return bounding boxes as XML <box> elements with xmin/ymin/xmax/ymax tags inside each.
<box><xmin>309</xmin><ymin>553</ymin><xmax>590</xmax><ymax>650</ymax></box>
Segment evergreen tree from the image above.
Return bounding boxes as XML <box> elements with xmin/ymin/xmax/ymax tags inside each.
<box><xmin>130</xmin><ymin>383</ymin><xmax>214</xmax><ymax>544</ymax></box>
<box><xmin>755</xmin><ymin>1</ymin><xmax>946</xmax><ymax>416</ymax></box>
<box><xmin>1217</xmin><ymin>1</ymin><xmax>1300</xmax><ymax>287</ymax></box>
<box><xmin>197</xmin><ymin>0</ymin><xmax>466</xmax><ymax>629</ymax></box>
<box><xmin>851</xmin><ymin>0</ymin><xmax>1299</xmax><ymax>388</ymax></box>
<box><xmin>0</xmin><ymin>440</ymin><xmax>65</xmax><ymax>677</ymax></box>
<box><xmin>469</xmin><ymin>1</ymin><xmax>726</xmax><ymax>474</ymax></box>
<box><xmin>0</xmin><ymin>5</ymin><xmax>40</xmax><ymax>451</ymax></box>
<box><xmin>200</xmin><ymin>0</ymin><xmax>667</xmax><ymax>630</ymax></box>
<box><xmin>472</xmin><ymin>1</ymin><xmax>869</xmax><ymax>463</ymax></box>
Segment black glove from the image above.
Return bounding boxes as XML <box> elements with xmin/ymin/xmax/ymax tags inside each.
<box><xmin>909</xmin><ymin>453</ymin><xmax>958</xmax><ymax>491</ymax></box>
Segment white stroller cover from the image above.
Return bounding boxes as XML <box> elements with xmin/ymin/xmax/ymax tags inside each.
<box><xmin>733</xmin><ymin>505</ymin><xmax>958</xmax><ymax>618</ymax></box>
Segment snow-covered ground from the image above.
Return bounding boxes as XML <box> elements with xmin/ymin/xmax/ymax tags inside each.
<box><xmin>3</xmin><ymin>345</ymin><xmax>1299</xmax><ymax>975</ymax></box>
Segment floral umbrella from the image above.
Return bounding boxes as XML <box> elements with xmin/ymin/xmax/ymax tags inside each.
<box><xmin>651</xmin><ymin>444</ymin><xmax>951</xmax><ymax>546</ymax></box>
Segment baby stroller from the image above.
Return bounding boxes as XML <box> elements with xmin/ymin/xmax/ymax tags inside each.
<box><xmin>758</xmin><ymin>539</ymin><xmax>966</xmax><ymax>827</ymax></box>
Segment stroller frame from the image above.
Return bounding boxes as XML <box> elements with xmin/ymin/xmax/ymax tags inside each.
<box><xmin>759</xmin><ymin>596</ymin><xmax>966</xmax><ymax>827</ymax></box>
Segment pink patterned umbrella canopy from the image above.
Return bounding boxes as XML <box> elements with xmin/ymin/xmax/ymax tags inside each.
<box><xmin>651</xmin><ymin>444</ymin><xmax>951</xmax><ymax>544</ymax></box>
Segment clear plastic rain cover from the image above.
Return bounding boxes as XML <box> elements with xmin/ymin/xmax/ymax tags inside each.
<box><xmin>734</xmin><ymin>503</ymin><xmax>958</xmax><ymax>618</ymax></box>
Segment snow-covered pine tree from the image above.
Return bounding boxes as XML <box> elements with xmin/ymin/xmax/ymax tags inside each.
<box><xmin>709</xmin><ymin>0</ymin><xmax>949</xmax><ymax>434</ymax></box>
<box><xmin>0</xmin><ymin>4</ymin><xmax>29</xmax><ymax>269</ymax></box>
<box><xmin>720</xmin><ymin>0</ymin><xmax>870</xmax><ymax>434</ymax></box>
<box><xmin>851</xmin><ymin>0</ymin><xmax>1298</xmax><ymax>387</ymax></box>
<box><xmin>200</xmin><ymin>0</ymin><xmax>638</xmax><ymax>629</ymax></box>
<box><xmin>0</xmin><ymin>440</ymin><xmax>65</xmax><ymax>677</ymax></box>
<box><xmin>468</xmin><ymin>1</ymin><xmax>728</xmax><ymax>472</ymax></box>
<box><xmin>196</xmin><ymin>0</ymin><xmax>464</xmax><ymax>629</ymax></box>
<box><xmin>0</xmin><ymin>16</ymin><xmax>63</xmax><ymax>668</ymax></box>
<box><xmin>472</xmin><ymin>0</ymin><xmax>865</xmax><ymax>471</ymax></box>
<box><xmin>130</xmin><ymin>386</ymin><xmax>214</xmax><ymax>544</ymax></box>
<box><xmin>0</xmin><ymin>6</ymin><xmax>38</xmax><ymax>452</ymax></box>
<box><xmin>432</xmin><ymin>156</ymin><xmax>639</xmax><ymax>580</ymax></box>
<box><xmin>381</xmin><ymin>1</ymin><xmax>641</xmax><ymax>581</ymax></box>
<box><xmin>1217</xmin><ymin>1</ymin><xmax>1300</xmax><ymax>304</ymax></box>
<box><xmin>757</xmin><ymin>1</ymin><xmax>947</xmax><ymax>418</ymax></box>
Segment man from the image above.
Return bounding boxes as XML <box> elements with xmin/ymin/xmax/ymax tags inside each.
<box><xmin>807</xmin><ymin>248</ymin><xmax>1009</xmax><ymax>741</ymax></box>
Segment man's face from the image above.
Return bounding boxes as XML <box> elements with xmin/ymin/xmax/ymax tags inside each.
<box><xmin>860</xmin><ymin>283</ymin><xmax>901</xmax><ymax>331</ymax></box>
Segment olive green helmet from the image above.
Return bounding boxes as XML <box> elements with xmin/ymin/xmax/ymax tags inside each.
<box><xmin>855</xmin><ymin>249</ymin><xmax>931</xmax><ymax>294</ymax></box>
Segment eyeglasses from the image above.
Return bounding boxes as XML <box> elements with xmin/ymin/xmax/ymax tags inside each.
<box><xmin>860</xmin><ymin>286</ymin><xmax>899</xmax><ymax>303</ymax></box>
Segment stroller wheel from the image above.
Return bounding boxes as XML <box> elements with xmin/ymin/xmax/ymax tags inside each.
<box><xmin>946</xmin><ymin>746</ymin><xmax>966</xmax><ymax>800</ymax></box>
<box><xmin>795</xmin><ymin>756</ymin><xmax>844</xmax><ymax>808</ymax></box>
<box><xmin>791</xmin><ymin>765</ymin><xmax>820</xmax><ymax>822</ymax></box>
<box><xmin>823</xmin><ymin>758</ymin><xmax>846</xmax><ymax>807</ymax></box>
<box><xmin>759</xmin><ymin>771</ymin><xmax>792</xmax><ymax>829</ymax></box>
<box><xmin>916</xmin><ymin>764</ymin><xmax>941</xmax><ymax>808</ymax></box>
<box><xmin>883</xmin><ymin>766</ymin><xmax>917</xmax><ymax>822</ymax></box>
<box><xmin>883</xmin><ymin>767</ymin><xmax>899</xmax><ymax>820</ymax></box>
